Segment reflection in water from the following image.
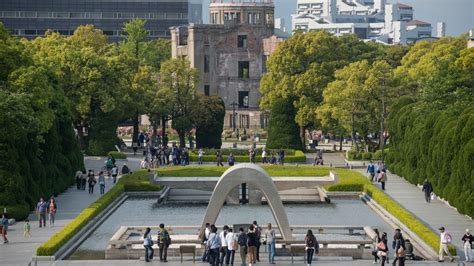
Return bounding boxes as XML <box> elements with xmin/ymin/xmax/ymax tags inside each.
<box><xmin>75</xmin><ymin>198</ymin><xmax>391</xmax><ymax>254</ymax></box>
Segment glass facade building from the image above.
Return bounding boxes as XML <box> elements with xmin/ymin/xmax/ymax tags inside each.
<box><xmin>0</xmin><ymin>0</ymin><xmax>197</xmax><ymax>41</ymax></box>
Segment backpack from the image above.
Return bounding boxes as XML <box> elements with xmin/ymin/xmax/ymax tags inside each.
<box><xmin>238</xmin><ymin>233</ymin><xmax>247</xmax><ymax>246</ymax></box>
<box><xmin>445</xmin><ymin>233</ymin><xmax>452</xmax><ymax>243</ymax></box>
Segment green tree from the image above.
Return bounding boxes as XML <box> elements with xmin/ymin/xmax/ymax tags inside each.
<box><xmin>260</xmin><ymin>31</ymin><xmax>384</xmax><ymax>146</ymax></box>
<box><xmin>193</xmin><ymin>96</ymin><xmax>226</xmax><ymax>148</ymax></box>
<box><xmin>158</xmin><ymin>58</ymin><xmax>199</xmax><ymax>147</ymax></box>
<box><xmin>266</xmin><ymin>98</ymin><xmax>303</xmax><ymax>150</ymax></box>
<box><xmin>121</xmin><ymin>19</ymin><xmax>152</xmax><ymax>146</ymax></box>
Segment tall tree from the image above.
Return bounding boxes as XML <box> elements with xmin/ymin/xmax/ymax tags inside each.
<box><xmin>193</xmin><ymin>96</ymin><xmax>226</xmax><ymax>148</ymax></box>
<box><xmin>158</xmin><ymin>58</ymin><xmax>199</xmax><ymax>147</ymax></box>
<box><xmin>260</xmin><ymin>31</ymin><xmax>384</xmax><ymax>146</ymax></box>
<box><xmin>121</xmin><ymin>19</ymin><xmax>152</xmax><ymax>146</ymax></box>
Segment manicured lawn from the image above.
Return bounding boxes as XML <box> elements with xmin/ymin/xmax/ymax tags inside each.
<box><xmin>155</xmin><ymin>165</ymin><xmax>332</xmax><ymax>177</ymax></box>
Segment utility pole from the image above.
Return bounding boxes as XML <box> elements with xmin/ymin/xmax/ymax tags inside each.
<box><xmin>230</xmin><ymin>102</ymin><xmax>239</xmax><ymax>132</ymax></box>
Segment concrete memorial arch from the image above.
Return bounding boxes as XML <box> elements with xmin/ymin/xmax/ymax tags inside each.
<box><xmin>199</xmin><ymin>163</ymin><xmax>293</xmax><ymax>240</ymax></box>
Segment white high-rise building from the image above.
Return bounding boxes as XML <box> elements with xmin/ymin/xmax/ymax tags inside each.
<box><xmin>292</xmin><ymin>0</ymin><xmax>435</xmax><ymax>44</ymax></box>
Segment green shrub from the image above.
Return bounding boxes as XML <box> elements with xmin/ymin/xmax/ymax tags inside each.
<box><xmin>266</xmin><ymin>98</ymin><xmax>303</xmax><ymax>150</ymax></box>
<box><xmin>0</xmin><ymin>204</ymin><xmax>30</xmax><ymax>221</ymax></box>
<box><xmin>188</xmin><ymin>150</ymin><xmax>305</xmax><ymax>163</ymax></box>
<box><xmin>361</xmin><ymin>152</ymin><xmax>372</xmax><ymax>160</ymax></box>
<box><xmin>36</xmin><ymin>171</ymin><xmax>161</xmax><ymax>256</ymax></box>
<box><xmin>347</xmin><ymin>150</ymin><xmax>360</xmax><ymax>160</ymax></box>
<box><xmin>387</xmin><ymin>98</ymin><xmax>474</xmax><ymax>217</ymax></box>
<box><xmin>195</xmin><ymin>96</ymin><xmax>225</xmax><ymax>149</ymax></box>
<box><xmin>107</xmin><ymin>151</ymin><xmax>127</xmax><ymax>159</ymax></box>
<box><xmin>372</xmin><ymin>150</ymin><xmax>382</xmax><ymax>160</ymax></box>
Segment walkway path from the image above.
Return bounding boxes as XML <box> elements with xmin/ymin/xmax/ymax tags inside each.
<box><xmin>0</xmin><ymin>157</ymin><xmax>140</xmax><ymax>266</ymax></box>
<box><xmin>324</xmin><ymin>153</ymin><xmax>473</xmax><ymax>260</ymax></box>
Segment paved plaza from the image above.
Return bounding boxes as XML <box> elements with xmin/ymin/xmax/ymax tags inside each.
<box><xmin>0</xmin><ymin>151</ymin><xmax>472</xmax><ymax>265</ymax></box>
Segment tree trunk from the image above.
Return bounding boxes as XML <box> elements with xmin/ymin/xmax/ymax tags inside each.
<box><xmin>339</xmin><ymin>136</ymin><xmax>343</xmax><ymax>152</ymax></box>
<box><xmin>161</xmin><ymin>115</ymin><xmax>168</xmax><ymax>147</ymax></box>
<box><xmin>132</xmin><ymin>111</ymin><xmax>139</xmax><ymax>145</ymax></box>
<box><xmin>351</xmin><ymin>112</ymin><xmax>356</xmax><ymax>151</ymax></box>
<box><xmin>76</xmin><ymin>125</ymin><xmax>86</xmax><ymax>150</ymax></box>
<box><xmin>178</xmin><ymin>130</ymin><xmax>186</xmax><ymax>148</ymax></box>
<box><xmin>300</xmin><ymin>126</ymin><xmax>306</xmax><ymax>151</ymax></box>
<box><xmin>380</xmin><ymin>97</ymin><xmax>386</xmax><ymax>163</ymax></box>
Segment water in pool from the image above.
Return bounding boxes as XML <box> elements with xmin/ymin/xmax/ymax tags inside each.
<box><xmin>73</xmin><ymin>198</ymin><xmax>391</xmax><ymax>258</ymax></box>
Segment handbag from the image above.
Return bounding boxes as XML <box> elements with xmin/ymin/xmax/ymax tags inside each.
<box><xmin>430</xmin><ymin>193</ymin><xmax>435</xmax><ymax>200</ymax></box>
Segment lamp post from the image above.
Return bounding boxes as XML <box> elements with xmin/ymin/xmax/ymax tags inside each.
<box><xmin>230</xmin><ymin>102</ymin><xmax>239</xmax><ymax>132</ymax></box>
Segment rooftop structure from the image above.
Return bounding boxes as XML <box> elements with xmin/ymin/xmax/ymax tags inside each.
<box><xmin>292</xmin><ymin>0</ymin><xmax>436</xmax><ymax>44</ymax></box>
<box><xmin>171</xmin><ymin>0</ymin><xmax>284</xmax><ymax>129</ymax></box>
<box><xmin>0</xmin><ymin>0</ymin><xmax>197</xmax><ymax>41</ymax></box>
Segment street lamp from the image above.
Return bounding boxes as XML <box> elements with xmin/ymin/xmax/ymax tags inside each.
<box><xmin>230</xmin><ymin>102</ymin><xmax>239</xmax><ymax>132</ymax></box>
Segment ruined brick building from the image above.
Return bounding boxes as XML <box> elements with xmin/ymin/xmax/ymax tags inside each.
<box><xmin>171</xmin><ymin>0</ymin><xmax>285</xmax><ymax>129</ymax></box>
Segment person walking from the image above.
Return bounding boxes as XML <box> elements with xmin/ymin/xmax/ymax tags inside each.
<box><xmin>98</xmin><ymin>171</ymin><xmax>106</xmax><ymax>195</ymax></box>
<box><xmin>305</xmin><ymin>229</ymin><xmax>318</xmax><ymax>266</ymax></box>
<box><xmin>379</xmin><ymin>169</ymin><xmax>387</xmax><ymax>190</ymax></box>
<box><xmin>207</xmin><ymin>225</ymin><xmax>221</xmax><ymax>266</ymax></box>
<box><xmin>36</xmin><ymin>197</ymin><xmax>48</xmax><ymax>228</ymax></box>
<box><xmin>48</xmin><ymin>197</ymin><xmax>57</xmax><ymax>226</ymax></box>
<box><xmin>252</xmin><ymin>221</ymin><xmax>262</xmax><ymax>262</ymax></box>
<box><xmin>228</xmin><ymin>153</ymin><xmax>235</xmax><ymax>166</ymax></box>
<box><xmin>158</xmin><ymin>223</ymin><xmax>170</xmax><ymax>262</ymax></box>
<box><xmin>378</xmin><ymin>232</ymin><xmax>389</xmax><ymax>266</ymax></box>
<box><xmin>1</xmin><ymin>213</ymin><xmax>8</xmax><ymax>243</ymax></box>
<box><xmin>111</xmin><ymin>165</ymin><xmax>118</xmax><ymax>183</ymax></box>
<box><xmin>422</xmin><ymin>179</ymin><xmax>433</xmax><ymax>203</ymax></box>
<box><xmin>265</xmin><ymin>223</ymin><xmax>276</xmax><ymax>264</ymax></box>
<box><xmin>198</xmin><ymin>148</ymin><xmax>204</xmax><ymax>165</ymax></box>
<box><xmin>438</xmin><ymin>226</ymin><xmax>455</xmax><ymax>262</ymax></box>
<box><xmin>201</xmin><ymin>223</ymin><xmax>211</xmax><ymax>262</ymax></box>
<box><xmin>372</xmin><ymin>228</ymin><xmax>381</xmax><ymax>263</ymax></box>
<box><xmin>392</xmin><ymin>229</ymin><xmax>406</xmax><ymax>266</ymax></box>
<box><xmin>367</xmin><ymin>161</ymin><xmax>376</xmax><ymax>182</ymax></box>
<box><xmin>247</xmin><ymin>225</ymin><xmax>258</xmax><ymax>266</ymax></box>
<box><xmin>81</xmin><ymin>170</ymin><xmax>87</xmax><ymax>190</ymax></box>
<box><xmin>226</xmin><ymin>228</ymin><xmax>237</xmax><ymax>266</ymax></box>
<box><xmin>75</xmin><ymin>170</ymin><xmax>82</xmax><ymax>189</ymax></box>
<box><xmin>249</xmin><ymin>148</ymin><xmax>256</xmax><ymax>164</ymax></box>
<box><xmin>216</xmin><ymin>150</ymin><xmax>224</xmax><ymax>167</ymax></box>
<box><xmin>88</xmin><ymin>171</ymin><xmax>96</xmax><ymax>194</ymax></box>
<box><xmin>462</xmin><ymin>229</ymin><xmax>473</xmax><ymax>262</ymax></box>
<box><xmin>23</xmin><ymin>219</ymin><xmax>31</xmax><ymax>238</ymax></box>
<box><xmin>219</xmin><ymin>225</ymin><xmax>229</xmax><ymax>266</ymax></box>
<box><xmin>261</xmin><ymin>149</ymin><xmax>267</xmax><ymax>164</ymax></box>
<box><xmin>237</xmin><ymin>227</ymin><xmax>248</xmax><ymax>266</ymax></box>
<box><xmin>143</xmin><ymin>227</ymin><xmax>154</xmax><ymax>262</ymax></box>
<box><xmin>278</xmin><ymin>149</ymin><xmax>285</xmax><ymax>165</ymax></box>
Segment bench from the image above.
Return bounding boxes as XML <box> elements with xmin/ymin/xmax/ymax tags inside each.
<box><xmin>180</xmin><ymin>245</ymin><xmax>196</xmax><ymax>263</ymax></box>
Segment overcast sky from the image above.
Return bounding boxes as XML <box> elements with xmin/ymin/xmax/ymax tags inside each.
<box><xmin>200</xmin><ymin>0</ymin><xmax>474</xmax><ymax>36</ymax></box>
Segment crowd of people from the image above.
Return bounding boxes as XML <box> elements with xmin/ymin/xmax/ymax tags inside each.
<box><xmin>75</xmin><ymin>155</ymin><xmax>129</xmax><ymax>195</ymax></box>
<box><xmin>366</xmin><ymin>161</ymin><xmax>388</xmax><ymax>190</ymax></box>
<box><xmin>140</xmin><ymin>144</ymin><xmax>191</xmax><ymax>169</ymax></box>
<box><xmin>371</xmin><ymin>226</ymin><xmax>474</xmax><ymax>265</ymax></box>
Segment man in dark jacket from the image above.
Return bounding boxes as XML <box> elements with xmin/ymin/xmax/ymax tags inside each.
<box><xmin>422</xmin><ymin>179</ymin><xmax>433</xmax><ymax>203</ymax></box>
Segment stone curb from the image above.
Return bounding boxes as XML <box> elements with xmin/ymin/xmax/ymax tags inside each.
<box><xmin>361</xmin><ymin>193</ymin><xmax>439</xmax><ymax>260</ymax></box>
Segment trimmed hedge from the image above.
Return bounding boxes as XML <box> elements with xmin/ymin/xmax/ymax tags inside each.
<box><xmin>36</xmin><ymin>171</ymin><xmax>161</xmax><ymax>256</ymax></box>
<box><xmin>189</xmin><ymin>150</ymin><xmax>306</xmax><ymax>163</ymax></box>
<box><xmin>364</xmin><ymin>185</ymin><xmax>456</xmax><ymax>255</ymax></box>
<box><xmin>346</xmin><ymin>149</ymin><xmax>385</xmax><ymax>161</ymax></box>
<box><xmin>190</xmin><ymin>148</ymin><xmax>296</xmax><ymax>156</ymax></box>
<box><xmin>107</xmin><ymin>151</ymin><xmax>127</xmax><ymax>159</ymax></box>
<box><xmin>0</xmin><ymin>204</ymin><xmax>30</xmax><ymax>221</ymax></box>
<box><xmin>387</xmin><ymin>98</ymin><xmax>474</xmax><ymax>217</ymax></box>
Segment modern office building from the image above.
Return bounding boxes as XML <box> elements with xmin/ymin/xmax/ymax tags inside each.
<box><xmin>171</xmin><ymin>0</ymin><xmax>285</xmax><ymax>129</ymax></box>
<box><xmin>292</xmin><ymin>0</ymin><xmax>436</xmax><ymax>44</ymax></box>
<box><xmin>0</xmin><ymin>0</ymin><xmax>199</xmax><ymax>41</ymax></box>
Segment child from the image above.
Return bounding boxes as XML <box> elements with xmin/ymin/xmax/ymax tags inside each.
<box><xmin>24</xmin><ymin>219</ymin><xmax>31</xmax><ymax>238</ymax></box>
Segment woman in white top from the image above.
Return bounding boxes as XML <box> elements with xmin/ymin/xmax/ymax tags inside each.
<box><xmin>143</xmin><ymin>227</ymin><xmax>154</xmax><ymax>262</ymax></box>
<box><xmin>225</xmin><ymin>228</ymin><xmax>237</xmax><ymax>266</ymax></box>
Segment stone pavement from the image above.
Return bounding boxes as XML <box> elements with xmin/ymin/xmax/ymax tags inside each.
<box><xmin>322</xmin><ymin>153</ymin><xmax>473</xmax><ymax>261</ymax></box>
<box><xmin>46</xmin><ymin>259</ymin><xmax>466</xmax><ymax>266</ymax></box>
<box><xmin>0</xmin><ymin>156</ymin><xmax>140</xmax><ymax>266</ymax></box>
